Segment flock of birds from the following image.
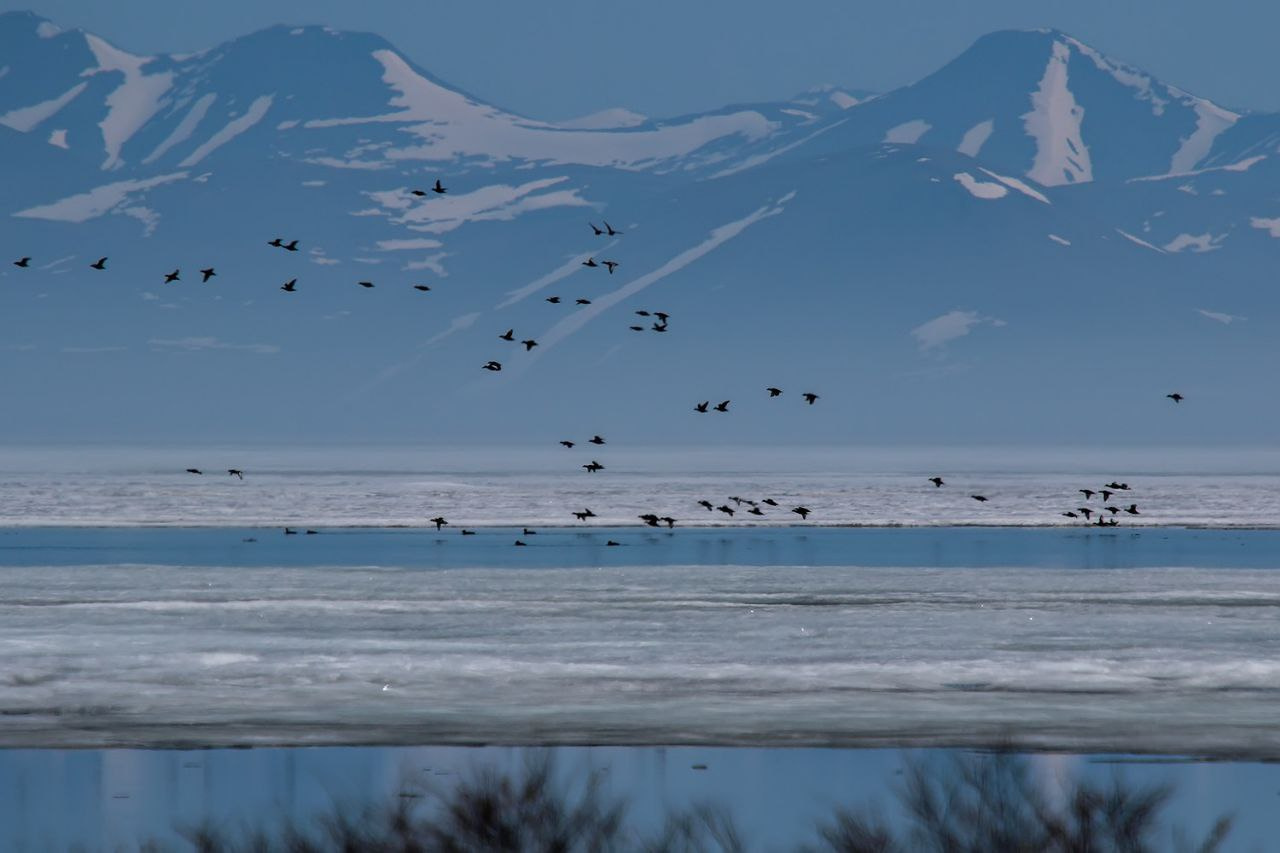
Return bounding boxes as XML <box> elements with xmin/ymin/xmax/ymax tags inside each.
<box><xmin>11</xmin><ymin>174</ymin><xmax>1188</xmax><ymax>540</ymax></box>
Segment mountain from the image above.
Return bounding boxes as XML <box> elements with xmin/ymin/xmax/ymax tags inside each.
<box><xmin>0</xmin><ymin>11</ymin><xmax>1276</xmax><ymax>446</ymax></box>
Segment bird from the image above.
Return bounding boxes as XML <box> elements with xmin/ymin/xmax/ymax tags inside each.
<box><xmin>268</xmin><ymin>238</ymin><xmax>284</xmax><ymax>248</ymax></box>
<box><xmin>802</xmin><ymin>393</ymin><xmax>819</xmax><ymax>405</ymax></box>
<box><xmin>694</xmin><ymin>401</ymin><xmax>710</xmax><ymax>413</ymax></box>
<box><xmin>582</xmin><ymin>257</ymin><xmax>599</xmax><ymax>268</ymax></box>
<box><xmin>651</xmin><ymin>322</ymin><xmax>668</xmax><ymax>332</ymax></box>
<box><xmin>602</xmin><ymin>261</ymin><xmax>619</xmax><ymax>274</ymax></box>
<box><xmin>90</xmin><ymin>257</ymin><xmax>107</xmax><ymax>270</ymax></box>
<box><xmin>305</xmin><ymin>530</ymin><xmax>317</xmax><ymax>535</ymax></box>
<box><xmin>284</xmin><ymin>527</ymin><xmax>297</xmax><ymax>535</ymax></box>
<box><xmin>430</xmin><ymin>517</ymin><xmax>447</xmax><ymax>530</ymax></box>
<box><xmin>717</xmin><ymin>505</ymin><xmax>735</xmax><ymax>516</ymax></box>
<box><xmin>660</xmin><ymin>517</ymin><xmax>676</xmax><ymax>528</ymax></box>
<box><xmin>500</xmin><ymin>329</ymin><xmax>515</xmax><ymax>341</ymax></box>
<box><xmin>200</xmin><ymin>267</ymin><xmax>216</xmax><ymax>282</ymax></box>
<box><xmin>521</xmin><ymin>339</ymin><xmax>538</xmax><ymax>351</ymax></box>
<box><xmin>461</xmin><ymin>529</ymin><xmax>476</xmax><ymax>535</ymax></box>
<box><xmin>410</xmin><ymin>189</ymin><xmax>427</xmax><ymax>197</ymax></box>
<box><xmin>748</xmin><ymin>507</ymin><xmax>764</xmax><ymax>516</ymax></box>
<box><xmin>698</xmin><ymin>500</ymin><xmax>714</xmax><ymax>511</ymax></box>
<box><xmin>283</xmin><ymin>240</ymin><xmax>298</xmax><ymax>252</ymax></box>
<box><xmin>589</xmin><ymin>435</ymin><xmax>605</xmax><ymax>445</ymax></box>
<box><xmin>791</xmin><ymin>506</ymin><xmax>811</xmax><ymax>520</ymax></box>
<box><xmin>653</xmin><ymin>312</ymin><xmax>669</xmax><ymax>323</ymax></box>
<box><xmin>546</xmin><ymin>296</ymin><xmax>562</xmax><ymax>304</ymax></box>
<box><xmin>635</xmin><ymin>310</ymin><xmax>650</xmax><ymax>317</ymax></box>
<box><xmin>280</xmin><ymin>279</ymin><xmax>297</xmax><ymax>292</ymax></box>
<box><xmin>482</xmin><ymin>361</ymin><xmax>502</xmax><ymax>371</ymax></box>
<box><xmin>559</xmin><ymin>440</ymin><xmax>575</xmax><ymax>448</ymax></box>
<box><xmin>12</xmin><ymin>257</ymin><xmax>30</xmax><ymax>268</ymax></box>
<box><xmin>971</xmin><ymin>495</ymin><xmax>988</xmax><ymax>502</ymax></box>
<box><xmin>413</xmin><ymin>284</ymin><xmax>431</xmax><ymax>292</ymax></box>
<box><xmin>576</xmin><ymin>298</ymin><xmax>592</xmax><ymax>305</ymax></box>
<box><xmin>1080</xmin><ymin>489</ymin><xmax>1095</xmax><ymax>500</ymax></box>
<box><xmin>514</xmin><ymin>540</ymin><xmax>527</xmax><ymax>546</ymax></box>
<box><xmin>590</xmin><ymin>222</ymin><xmax>605</xmax><ymax>236</ymax></box>
<box><xmin>164</xmin><ymin>269</ymin><xmax>180</xmax><ymax>283</ymax></box>
<box><xmin>604</xmin><ymin>221</ymin><xmax>622</xmax><ymax>236</ymax></box>
<box><xmin>714</xmin><ymin>401</ymin><xmax>730</xmax><ymax>412</ymax></box>
<box><xmin>1167</xmin><ymin>393</ymin><xmax>1184</xmax><ymax>403</ymax></box>
<box><xmin>432</xmin><ymin>179</ymin><xmax>447</xmax><ymax>194</ymax></box>
<box><xmin>1077</xmin><ymin>507</ymin><xmax>1094</xmax><ymax>520</ymax></box>
<box><xmin>640</xmin><ymin>514</ymin><xmax>660</xmax><ymax>527</ymax></box>
<box><xmin>185</xmin><ymin>468</ymin><xmax>203</xmax><ymax>475</ymax></box>
<box><xmin>227</xmin><ymin>469</ymin><xmax>244</xmax><ymax>480</ymax></box>
<box><xmin>929</xmin><ymin>477</ymin><xmax>945</xmax><ymax>487</ymax></box>
<box><xmin>572</xmin><ymin>510</ymin><xmax>594</xmax><ymax>521</ymax></box>
<box><xmin>358</xmin><ymin>281</ymin><xmax>374</xmax><ymax>288</ymax></box>
<box><xmin>1062</xmin><ymin>512</ymin><xmax>1078</xmax><ymax>519</ymax></box>
<box><xmin>1125</xmin><ymin>504</ymin><xmax>1140</xmax><ymax>515</ymax></box>
<box><xmin>761</xmin><ymin>498</ymin><xmax>778</xmax><ymax>507</ymax></box>
<box><xmin>1106</xmin><ymin>506</ymin><xmax>1121</xmax><ymax>515</ymax></box>
<box><xmin>583</xmin><ymin>461</ymin><xmax>604</xmax><ymax>472</ymax></box>
<box><xmin>630</xmin><ymin>325</ymin><xmax>645</xmax><ymax>332</ymax></box>
<box><xmin>1100</xmin><ymin>490</ymin><xmax>1113</xmax><ymax>502</ymax></box>
<box><xmin>767</xmin><ymin>387</ymin><xmax>783</xmax><ymax>397</ymax></box>
<box><xmin>606</xmin><ymin>540</ymin><xmax>620</xmax><ymax>547</ymax></box>
<box><xmin>523</xmin><ymin>528</ymin><xmax>537</xmax><ymax>536</ymax></box>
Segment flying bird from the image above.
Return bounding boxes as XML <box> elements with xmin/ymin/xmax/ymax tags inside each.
<box><xmin>1125</xmin><ymin>504</ymin><xmax>1140</xmax><ymax>515</ymax></box>
<box><xmin>90</xmin><ymin>257</ymin><xmax>107</xmax><ymax>270</ymax></box>
<box><xmin>283</xmin><ymin>240</ymin><xmax>298</xmax><ymax>252</ymax></box>
<box><xmin>697</xmin><ymin>500</ymin><xmax>714</xmax><ymax>511</ymax></box>
<box><xmin>694</xmin><ymin>401</ymin><xmax>709</xmax><ymax>413</ymax></box>
<box><xmin>630</xmin><ymin>325</ymin><xmax>645</xmax><ymax>331</ymax></box>
<box><xmin>358</xmin><ymin>281</ymin><xmax>374</xmax><ymax>288</ymax></box>
<box><xmin>280</xmin><ymin>279</ymin><xmax>297</xmax><ymax>292</ymax></box>
<box><xmin>651</xmin><ymin>322</ymin><xmax>668</xmax><ymax>332</ymax></box>
<box><xmin>802</xmin><ymin>393</ymin><xmax>819</xmax><ymax>405</ymax></box>
<box><xmin>1167</xmin><ymin>393</ymin><xmax>1184</xmax><ymax>403</ymax></box>
<box><xmin>635</xmin><ymin>310</ymin><xmax>650</xmax><ymax>317</ymax></box>
<box><xmin>717</xmin><ymin>505</ymin><xmax>735</xmax><ymax>516</ymax></box>
<box><xmin>164</xmin><ymin>269</ymin><xmax>180</xmax><ymax>283</ymax></box>
<box><xmin>410</xmin><ymin>189</ymin><xmax>427</xmax><ymax>197</ymax></box>
<box><xmin>576</xmin><ymin>298</ymin><xmax>592</xmax><ymax>305</ymax></box>
<box><xmin>582</xmin><ymin>257</ymin><xmax>599</xmax><ymax>268</ymax></box>
<box><xmin>767</xmin><ymin>387</ymin><xmax>783</xmax><ymax>397</ymax></box>
<box><xmin>430</xmin><ymin>516</ymin><xmax>448</xmax><ymax>530</ymax></box>
<box><xmin>227</xmin><ymin>469</ymin><xmax>244</xmax><ymax>480</ymax></box>
<box><xmin>791</xmin><ymin>506</ymin><xmax>811</xmax><ymax>520</ymax></box>
<box><xmin>268</xmin><ymin>238</ymin><xmax>284</xmax><ymax>248</ymax></box>
<box><xmin>604</xmin><ymin>221</ymin><xmax>622</xmax><ymax>236</ymax></box>
<box><xmin>748</xmin><ymin>507</ymin><xmax>764</xmax><ymax>516</ymax></box>
<box><xmin>589</xmin><ymin>435</ymin><xmax>605</xmax><ymax>445</ymax></box>
<box><xmin>654</xmin><ymin>312</ymin><xmax>669</xmax><ymax>322</ymax></box>
<box><xmin>13</xmin><ymin>257</ymin><xmax>30</xmax><ymax>268</ymax></box>
<box><xmin>482</xmin><ymin>361</ymin><xmax>502</xmax><ymax>371</ymax></box>
<box><xmin>590</xmin><ymin>222</ymin><xmax>605</xmax><ymax>236</ymax></box>
<box><xmin>971</xmin><ymin>495</ymin><xmax>988</xmax><ymax>502</ymax></box>
<box><xmin>559</xmin><ymin>440</ymin><xmax>575</xmax><ymax>448</ymax></box>
<box><xmin>583</xmin><ymin>460</ymin><xmax>604</xmax><ymax>472</ymax></box>
<box><xmin>1062</xmin><ymin>512</ymin><xmax>1078</xmax><ymax>519</ymax></box>
<box><xmin>572</xmin><ymin>509</ymin><xmax>595</xmax><ymax>521</ymax></box>
<box><xmin>432</xmin><ymin>179</ymin><xmax>447</xmax><ymax>194</ymax></box>
<box><xmin>602</xmin><ymin>260</ymin><xmax>619</xmax><ymax>274</ymax></box>
<box><xmin>413</xmin><ymin>284</ymin><xmax>431</xmax><ymax>292</ymax></box>
<box><xmin>546</xmin><ymin>296</ymin><xmax>562</xmax><ymax>304</ymax></box>
<box><xmin>761</xmin><ymin>498</ymin><xmax>778</xmax><ymax>506</ymax></box>
<box><xmin>1080</xmin><ymin>489</ymin><xmax>1095</xmax><ymax>499</ymax></box>
<box><xmin>1078</xmin><ymin>507</ymin><xmax>1094</xmax><ymax>520</ymax></box>
<box><xmin>200</xmin><ymin>267</ymin><xmax>216</xmax><ymax>282</ymax></box>
<box><xmin>185</xmin><ymin>468</ymin><xmax>203</xmax><ymax>475</ymax></box>
<box><xmin>521</xmin><ymin>339</ymin><xmax>538</xmax><ymax>351</ymax></box>
<box><xmin>500</xmin><ymin>329</ymin><xmax>515</xmax><ymax>341</ymax></box>
<box><xmin>1100</xmin><ymin>490</ymin><xmax>1113</xmax><ymax>502</ymax></box>
<box><xmin>714</xmin><ymin>400</ymin><xmax>730</xmax><ymax>412</ymax></box>
<box><xmin>929</xmin><ymin>477</ymin><xmax>944</xmax><ymax>487</ymax></box>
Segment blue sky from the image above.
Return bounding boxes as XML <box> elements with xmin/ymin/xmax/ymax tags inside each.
<box><xmin>6</xmin><ymin>0</ymin><xmax>1277</xmax><ymax>118</ymax></box>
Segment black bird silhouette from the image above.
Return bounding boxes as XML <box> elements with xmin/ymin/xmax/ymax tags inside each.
<box><xmin>546</xmin><ymin>296</ymin><xmax>562</xmax><ymax>304</ymax></box>
<box><xmin>284</xmin><ymin>527</ymin><xmax>297</xmax><ymax>535</ymax></box>
<box><xmin>185</xmin><ymin>468</ymin><xmax>203</xmax><ymax>475</ymax></box>
<box><xmin>413</xmin><ymin>284</ymin><xmax>431</xmax><ymax>292</ymax></box>
<box><xmin>635</xmin><ymin>310</ymin><xmax>650</xmax><ymax>317</ymax></box>
<box><xmin>1106</xmin><ymin>506</ymin><xmax>1121</xmax><ymax>515</ymax></box>
<box><xmin>482</xmin><ymin>361</ymin><xmax>502</xmax><ymax>371</ymax></box>
<box><xmin>461</xmin><ymin>529</ymin><xmax>476</xmax><ymax>535</ymax></box>
<box><xmin>432</xmin><ymin>179</ymin><xmax>447</xmax><ymax>194</ymax></box>
<box><xmin>576</xmin><ymin>298</ymin><xmax>592</xmax><ymax>305</ymax></box>
<box><xmin>13</xmin><ymin>257</ymin><xmax>30</xmax><ymax>267</ymax></box>
<box><xmin>283</xmin><ymin>240</ymin><xmax>298</xmax><ymax>252</ymax></box>
<box><xmin>729</xmin><ymin>496</ymin><xmax>744</xmax><ymax>506</ymax></box>
<box><xmin>698</xmin><ymin>500</ymin><xmax>714</xmax><ymax>511</ymax></box>
<box><xmin>802</xmin><ymin>393</ymin><xmax>819</xmax><ymax>405</ymax></box>
<box><xmin>582</xmin><ymin>257</ymin><xmax>599</xmax><ymax>268</ymax></box>
<box><xmin>606</xmin><ymin>540</ymin><xmax>620</xmax><ymax>546</ymax></box>
<box><xmin>164</xmin><ymin>269</ymin><xmax>180</xmax><ymax>283</ymax></box>
<box><xmin>791</xmin><ymin>506</ymin><xmax>811</xmax><ymax>520</ymax></box>
<box><xmin>767</xmin><ymin>387</ymin><xmax>783</xmax><ymax>397</ymax></box>
<box><xmin>589</xmin><ymin>435</ymin><xmax>605</xmax><ymax>445</ymax></box>
<box><xmin>227</xmin><ymin>469</ymin><xmax>244</xmax><ymax>480</ymax></box>
<box><xmin>90</xmin><ymin>257</ymin><xmax>107</xmax><ymax>270</ymax></box>
<box><xmin>1105</xmin><ymin>482</ymin><xmax>1123</xmax><ymax>489</ymax></box>
<box><xmin>653</xmin><ymin>312</ymin><xmax>669</xmax><ymax>322</ymax></box>
<box><xmin>640</xmin><ymin>514</ymin><xmax>660</xmax><ymax>527</ymax></box>
<box><xmin>604</xmin><ymin>221</ymin><xmax>622</xmax><ymax>236</ymax></box>
<box><xmin>1100</xmin><ymin>489</ymin><xmax>1113</xmax><ymax>502</ymax></box>
<box><xmin>630</xmin><ymin>326</ymin><xmax>645</xmax><ymax>331</ymax></box>
<box><xmin>748</xmin><ymin>507</ymin><xmax>764</xmax><ymax>516</ymax></box>
<box><xmin>1080</xmin><ymin>489</ymin><xmax>1096</xmax><ymax>499</ymax></box>
<box><xmin>583</xmin><ymin>460</ymin><xmax>604</xmax><ymax>472</ymax></box>
<box><xmin>560</xmin><ymin>440</ymin><xmax>575</xmax><ymax>448</ymax></box>
<box><xmin>500</xmin><ymin>329</ymin><xmax>515</xmax><ymax>341</ymax></box>
<box><xmin>1063</xmin><ymin>511</ymin><xmax>1078</xmax><ymax>519</ymax></box>
<box><xmin>761</xmin><ymin>498</ymin><xmax>778</xmax><ymax>506</ymax></box>
<box><xmin>523</xmin><ymin>528</ymin><xmax>537</xmax><ymax>536</ymax></box>
<box><xmin>1078</xmin><ymin>507</ymin><xmax>1094</xmax><ymax>520</ymax></box>
<box><xmin>521</xmin><ymin>339</ymin><xmax>538</xmax><ymax>351</ymax></box>
<box><xmin>200</xmin><ymin>267</ymin><xmax>216</xmax><ymax>282</ymax></box>
<box><xmin>430</xmin><ymin>516</ymin><xmax>447</xmax><ymax>530</ymax></box>
<box><xmin>1106</xmin><ymin>482</ymin><xmax>1131</xmax><ymax>491</ymax></box>
<box><xmin>305</xmin><ymin>530</ymin><xmax>317</xmax><ymax>535</ymax></box>
<box><xmin>268</xmin><ymin>238</ymin><xmax>284</xmax><ymax>247</ymax></box>
<box><xmin>514</xmin><ymin>540</ymin><xmax>527</xmax><ymax>546</ymax></box>
<box><xmin>660</xmin><ymin>517</ymin><xmax>675</xmax><ymax>528</ymax></box>
<box><xmin>694</xmin><ymin>401</ymin><xmax>709</xmax><ymax>413</ymax></box>
<box><xmin>410</xmin><ymin>189</ymin><xmax>427</xmax><ymax>197</ymax></box>
<box><xmin>929</xmin><ymin>477</ymin><xmax>944</xmax><ymax>487</ymax></box>
<box><xmin>1125</xmin><ymin>504</ymin><xmax>1140</xmax><ymax>515</ymax></box>
<box><xmin>590</xmin><ymin>222</ymin><xmax>604</xmax><ymax>235</ymax></box>
<box><xmin>1167</xmin><ymin>393</ymin><xmax>1184</xmax><ymax>403</ymax></box>
<box><xmin>572</xmin><ymin>510</ymin><xmax>594</xmax><ymax>521</ymax></box>
<box><xmin>358</xmin><ymin>281</ymin><xmax>374</xmax><ymax>288</ymax></box>
<box><xmin>280</xmin><ymin>278</ymin><xmax>297</xmax><ymax>292</ymax></box>
<box><xmin>602</xmin><ymin>261</ymin><xmax>619</xmax><ymax>274</ymax></box>
<box><xmin>717</xmin><ymin>505</ymin><xmax>735</xmax><ymax>516</ymax></box>
<box><xmin>714</xmin><ymin>400</ymin><xmax>730</xmax><ymax>412</ymax></box>
<box><xmin>971</xmin><ymin>495</ymin><xmax>988</xmax><ymax>502</ymax></box>
<box><xmin>651</xmin><ymin>322</ymin><xmax>668</xmax><ymax>332</ymax></box>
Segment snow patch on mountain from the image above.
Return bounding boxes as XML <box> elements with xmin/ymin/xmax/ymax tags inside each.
<box><xmin>178</xmin><ymin>94</ymin><xmax>272</xmax><ymax>166</ymax></box>
<box><xmin>0</xmin><ymin>82</ymin><xmax>87</xmax><ymax>132</ymax></box>
<box><xmin>978</xmin><ymin>168</ymin><xmax>1051</xmax><ymax>204</ymax></box>
<box><xmin>144</xmin><ymin>92</ymin><xmax>217</xmax><ymax>164</ymax></box>
<box><xmin>35</xmin><ymin>20</ymin><xmax>60</xmax><ymax>38</ymax></box>
<box><xmin>560</xmin><ymin>108</ymin><xmax>648</xmax><ymax>129</ymax></box>
<box><xmin>369</xmin><ymin>176</ymin><xmax>590</xmax><ymax>234</ymax></box>
<box><xmin>1130</xmin><ymin>154</ymin><xmax>1266</xmax><ymax>183</ymax></box>
<box><xmin>958</xmin><ymin>120</ymin><xmax>994</xmax><ymax>157</ymax></box>
<box><xmin>954</xmin><ymin>172</ymin><xmax>1007</xmax><ymax>199</ymax></box>
<box><xmin>912</xmin><ymin>310</ymin><xmax>1005</xmax><ymax>350</ymax></box>
<box><xmin>1249</xmin><ymin>217</ymin><xmax>1280</xmax><ymax>238</ymax></box>
<box><xmin>1169</xmin><ymin>99</ymin><xmax>1239</xmax><ymax>174</ymax></box>
<box><xmin>376</xmin><ymin>238</ymin><xmax>444</xmax><ymax>251</ymax></box>
<box><xmin>884</xmin><ymin>119</ymin><xmax>931</xmax><ymax>144</ymax></box>
<box><xmin>1065</xmin><ymin>36</ymin><xmax>1168</xmax><ymax>116</ymax></box>
<box><xmin>84</xmin><ymin>34</ymin><xmax>174</xmax><ymax>170</ymax></box>
<box><xmin>47</xmin><ymin>129</ymin><xmax>68</xmax><ymax>149</ymax></box>
<box><xmin>828</xmin><ymin>90</ymin><xmax>862</xmax><ymax>109</ymax></box>
<box><xmin>1116</xmin><ymin>229</ymin><xmax>1164</xmax><ymax>252</ymax></box>
<box><xmin>1163</xmin><ymin>232</ymin><xmax>1225</xmax><ymax>253</ymax></box>
<box><xmin>14</xmin><ymin>173</ymin><xmax>187</xmax><ymax>223</ymax></box>
<box><xmin>1024</xmin><ymin>41</ymin><xmax>1091</xmax><ymax>185</ymax></box>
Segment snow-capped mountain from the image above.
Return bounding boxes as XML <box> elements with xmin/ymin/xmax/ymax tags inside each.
<box><xmin>1</xmin><ymin>11</ymin><xmax>1277</xmax><ymax>446</ymax></box>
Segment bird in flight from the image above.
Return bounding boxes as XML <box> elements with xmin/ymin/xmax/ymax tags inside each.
<box><xmin>576</xmin><ymin>298</ymin><xmax>592</xmax><ymax>305</ymax></box>
<box><xmin>410</xmin><ymin>189</ymin><xmax>427</xmax><ymax>197</ymax></box>
<box><xmin>714</xmin><ymin>401</ymin><xmax>730</xmax><ymax>412</ymax></box>
<box><xmin>767</xmin><ymin>387</ymin><xmax>783</xmax><ymax>397</ymax></box>
<box><xmin>635</xmin><ymin>310</ymin><xmax>650</xmax><ymax>317</ymax></box>
<box><xmin>573</xmin><ymin>509</ymin><xmax>596</xmax><ymax>521</ymax></box>
<box><xmin>630</xmin><ymin>325</ymin><xmax>644</xmax><ymax>331</ymax></box>
<box><xmin>602</xmin><ymin>261</ymin><xmax>619</xmax><ymax>274</ymax></box>
<box><xmin>200</xmin><ymin>267</ymin><xmax>216</xmax><ymax>283</ymax></box>
<box><xmin>717</xmin><ymin>505</ymin><xmax>735</xmax><ymax>516</ymax></box>
<box><xmin>164</xmin><ymin>269</ymin><xmax>180</xmax><ymax>283</ymax></box>
<box><xmin>521</xmin><ymin>339</ymin><xmax>538</xmax><ymax>351</ymax></box>
<box><xmin>268</xmin><ymin>238</ymin><xmax>284</xmax><ymax>248</ymax></box>
<box><xmin>413</xmin><ymin>284</ymin><xmax>431</xmax><ymax>292</ymax></box>
<box><xmin>589</xmin><ymin>222</ymin><xmax>605</xmax><ymax>236</ymax></box>
<box><xmin>430</xmin><ymin>516</ymin><xmax>448</xmax><ymax>530</ymax></box>
<box><xmin>791</xmin><ymin>506</ymin><xmax>811</xmax><ymax>520</ymax></box>
<box><xmin>802</xmin><ymin>393</ymin><xmax>819</xmax><ymax>405</ymax></box>
<box><xmin>482</xmin><ymin>361</ymin><xmax>502</xmax><ymax>371</ymax></box>
<box><xmin>651</xmin><ymin>322</ymin><xmax>668</xmax><ymax>332</ymax></box>
<box><xmin>583</xmin><ymin>461</ymin><xmax>604</xmax><ymax>472</ymax></box>
<box><xmin>559</xmin><ymin>440</ymin><xmax>575</xmax><ymax>448</ymax></box>
<box><xmin>546</xmin><ymin>296</ymin><xmax>562</xmax><ymax>304</ymax></box>
<box><xmin>694</xmin><ymin>401</ymin><xmax>709</xmax><ymax>413</ymax></box>
<box><xmin>500</xmin><ymin>329</ymin><xmax>515</xmax><ymax>341</ymax></box>
<box><xmin>971</xmin><ymin>495</ymin><xmax>988</xmax><ymax>502</ymax></box>
<box><xmin>90</xmin><ymin>257</ymin><xmax>107</xmax><ymax>270</ymax></box>
<box><xmin>748</xmin><ymin>506</ymin><xmax>764</xmax><ymax>516</ymax></box>
<box><xmin>582</xmin><ymin>257</ymin><xmax>599</xmax><ymax>268</ymax></box>
<box><xmin>281</xmin><ymin>279</ymin><xmax>297</xmax><ymax>292</ymax></box>
<box><xmin>432</xmin><ymin>179</ymin><xmax>447</xmax><ymax>194</ymax></box>
<box><xmin>1100</xmin><ymin>489</ymin><xmax>1113</xmax><ymax>502</ymax></box>
<box><xmin>604</xmin><ymin>221</ymin><xmax>622</xmax><ymax>236</ymax></box>
<box><xmin>1062</xmin><ymin>512</ymin><xmax>1078</xmax><ymax>519</ymax></box>
<box><xmin>589</xmin><ymin>435</ymin><xmax>606</xmax><ymax>445</ymax></box>
<box><xmin>929</xmin><ymin>477</ymin><xmax>944</xmax><ymax>487</ymax></box>
<box><xmin>1078</xmin><ymin>507</ymin><xmax>1094</xmax><ymax>520</ymax></box>
<box><xmin>185</xmin><ymin>468</ymin><xmax>203</xmax><ymax>475</ymax></box>
<box><xmin>228</xmin><ymin>469</ymin><xmax>244</xmax><ymax>480</ymax></box>
<box><xmin>1167</xmin><ymin>393</ymin><xmax>1184</xmax><ymax>403</ymax></box>
<box><xmin>762</xmin><ymin>498</ymin><xmax>778</xmax><ymax>506</ymax></box>
<box><xmin>358</xmin><ymin>281</ymin><xmax>374</xmax><ymax>288</ymax></box>
<box><xmin>1080</xmin><ymin>489</ymin><xmax>1095</xmax><ymax>499</ymax></box>
<box><xmin>697</xmin><ymin>500</ymin><xmax>714</xmax><ymax>511</ymax></box>
<box><xmin>12</xmin><ymin>257</ymin><xmax>30</xmax><ymax>267</ymax></box>
<box><xmin>1125</xmin><ymin>504</ymin><xmax>1140</xmax><ymax>515</ymax></box>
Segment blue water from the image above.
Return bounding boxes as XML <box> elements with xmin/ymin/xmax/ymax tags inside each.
<box><xmin>1</xmin><ymin>525</ymin><xmax>1277</xmax><ymax>569</ymax></box>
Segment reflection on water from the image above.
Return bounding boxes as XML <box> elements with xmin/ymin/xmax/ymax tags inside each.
<box><xmin>0</xmin><ymin>746</ymin><xmax>1271</xmax><ymax>851</ymax></box>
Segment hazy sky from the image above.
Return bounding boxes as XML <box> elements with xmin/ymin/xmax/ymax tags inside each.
<box><xmin>6</xmin><ymin>0</ymin><xmax>1277</xmax><ymax>119</ymax></box>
